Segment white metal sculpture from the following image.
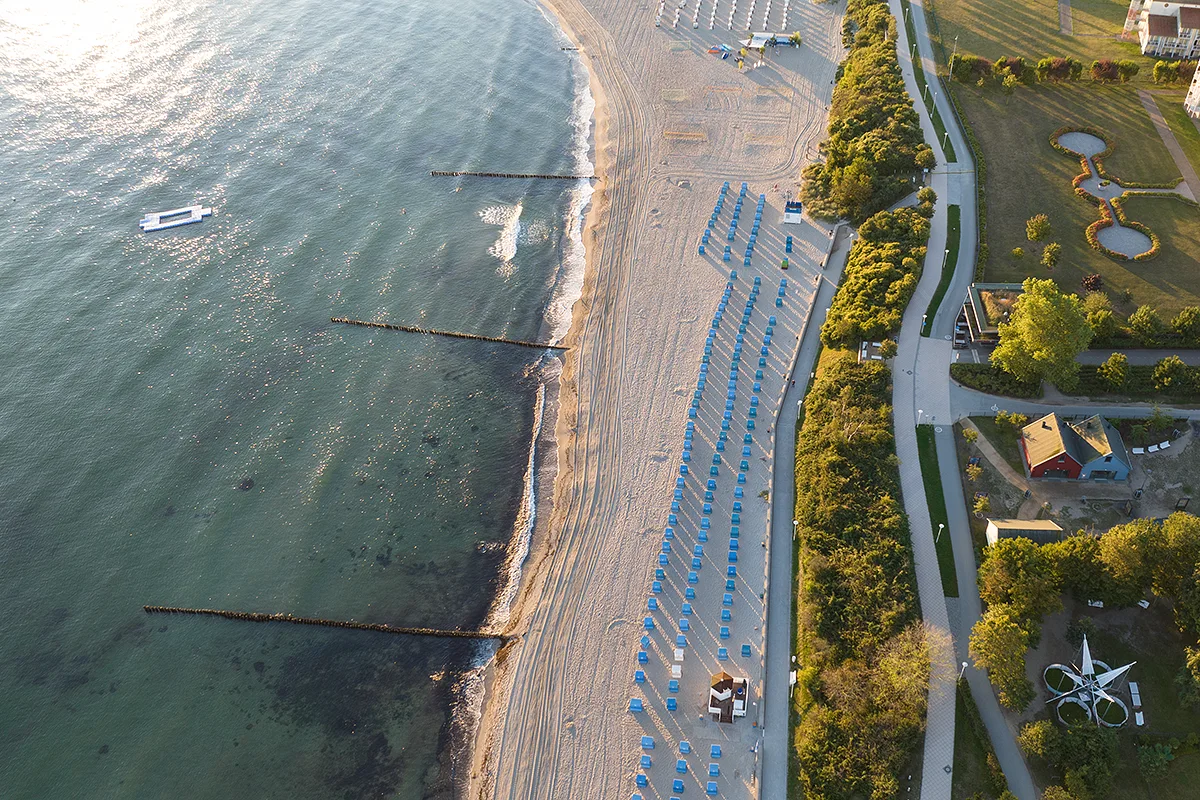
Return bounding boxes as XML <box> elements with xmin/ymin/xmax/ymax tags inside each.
<box><xmin>1044</xmin><ymin>634</ymin><xmax>1136</xmax><ymax>727</ymax></box>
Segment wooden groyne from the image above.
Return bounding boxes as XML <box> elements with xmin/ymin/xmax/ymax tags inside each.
<box><xmin>143</xmin><ymin>606</ymin><xmax>512</xmax><ymax>642</ymax></box>
<box><xmin>430</xmin><ymin>170</ymin><xmax>593</xmax><ymax>180</ymax></box>
<box><xmin>330</xmin><ymin>317</ymin><xmax>568</xmax><ymax>352</ymax></box>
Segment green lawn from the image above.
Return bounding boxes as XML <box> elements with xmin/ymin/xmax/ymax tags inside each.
<box><xmin>1151</xmin><ymin>90</ymin><xmax>1200</xmax><ymax>181</ymax></box>
<box><xmin>900</xmin><ymin>0</ymin><xmax>958</xmax><ymax>162</ymax></box>
<box><xmin>959</xmin><ymin>82</ymin><xmax>1200</xmax><ymax>315</ymax></box>
<box><xmin>922</xmin><ymin>204</ymin><xmax>962</xmax><ymax>335</ymax></box>
<box><xmin>1071</xmin><ymin>0</ymin><xmax>1131</xmax><ymax>37</ymax></box>
<box><xmin>952</xmin><ymin>682</ymin><xmax>1006</xmax><ymax>799</ymax></box>
<box><xmin>968</xmin><ymin>416</ymin><xmax>1026</xmax><ymax>476</ymax></box>
<box><xmin>925</xmin><ymin>0</ymin><xmax>1150</xmax><ymax>75</ymax></box>
<box><xmin>916</xmin><ymin>424</ymin><xmax>959</xmax><ymax>596</ymax></box>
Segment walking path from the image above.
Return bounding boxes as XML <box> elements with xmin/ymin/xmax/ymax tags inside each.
<box><xmin>1077</xmin><ymin>348</ymin><xmax>1200</xmax><ymax>366</ymax></box>
<box><xmin>894</xmin><ymin>1</ymin><xmax>1039</xmax><ymax>797</ymax></box>
<box><xmin>761</xmin><ymin>228</ymin><xmax>852</xmax><ymax>798</ymax></box>
<box><xmin>1138</xmin><ymin>89</ymin><xmax>1200</xmax><ymax>201</ymax></box>
<box><xmin>1059</xmin><ymin>0</ymin><xmax>1073</xmax><ymax>35</ymax></box>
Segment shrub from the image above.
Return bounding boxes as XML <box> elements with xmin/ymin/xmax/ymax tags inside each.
<box><xmin>801</xmin><ymin>0</ymin><xmax>926</xmax><ymax>222</ymax></box>
<box><xmin>878</xmin><ymin>338</ymin><xmax>898</xmax><ymax>358</ymax></box>
<box><xmin>1026</xmin><ymin>213</ymin><xmax>1051</xmax><ymax>242</ymax></box>
<box><xmin>1041</xmin><ymin>242</ymin><xmax>1061</xmax><ymax>269</ymax></box>
<box><xmin>1129</xmin><ymin>304</ymin><xmax>1166</xmax><ymax>342</ymax></box>
<box><xmin>1011</xmin><ymin>246</ymin><xmax>1024</xmax><ymax>259</ymax></box>
<box><xmin>1117</xmin><ymin>60</ymin><xmax>1140</xmax><ymax>82</ymax></box>
<box><xmin>1091</xmin><ymin>59</ymin><xmax>1119</xmax><ymax>82</ymax></box>
<box><xmin>950</xmin><ymin>363</ymin><xmax>1043</xmax><ymax>398</ymax></box>
<box><xmin>1154</xmin><ymin>60</ymin><xmax>1181</xmax><ymax>84</ymax></box>
<box><xmin>951</xmin><ymin>53</ymin><xmax>993</xmax><ymax>83</ymax></box>
<box><xmin>916</xmin><ymin>186</ymin><xmax>936</xmax><ymax>205</ymax></box>
<box><xmin>819</xmin><ymin>206</ymin><xmax>931</xmax><ymax>347</ymax></box>
<box><xmin>1097</xmin><ymin>352</ymin><xmax>1129</xmax><ymax>389</ymax></box>
<box><xmin>1153</xmin><ymin>355</ymin><xmax>1192</xmax><ymax>392</ymax></box>
<box><xmin>1081</xmin><ymin>273</ymin><xmax>1102</xmax><ymax>292</ymax></box>
<box><xmin>1172</xmin><ymin>306</ymin><xmax>1200</xmax><ymax>340</ymax></box>
<box><xmin>793</xmin><ymin>353</ymin><xmax>925</xmax><ymax>799</ymax></box>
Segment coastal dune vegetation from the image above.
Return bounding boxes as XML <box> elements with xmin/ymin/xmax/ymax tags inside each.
<box><xmin>792</xmin><ymin>352</ymin><xmax>927</xmax><ymax>799</ymax></box>
<box><xmin>801</xmin><ymin>0</ymin><xmax>934</xmax><ymax>224</ymax></box>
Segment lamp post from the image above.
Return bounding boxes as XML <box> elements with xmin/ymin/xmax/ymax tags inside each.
<box><xmin>958</xmin><ymin>661</ymin><xmax>969</xmax><ymax>680</ymax></box>
<box><xmin>952</xmin><ymin>35</ymin><xmax>959</xmax><ymax>66</ymax></box>
<box><xmin>792</xmin><ymin>519</ymin><xmax>799</xmax><ymax>539</ymax></box>
<box><xmin>936</xmin><ymin>523</ymin><xmax>945</xmax><ymax>543</ymax></box>
<box><xmin>917</xmin><ymin>408</ymin><xmax>925</xmax><ymax>427</ymax></box>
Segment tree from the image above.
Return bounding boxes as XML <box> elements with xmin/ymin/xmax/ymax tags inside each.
<box><xmin>1155</xmin><ymin>60</ymin><xmax>1180</xmax><ymax>84</ymax></box>
<box><xmin>1057</xmin><ymin>725</ymin><xmax>1118</xmax><ymax>793</ymax></box>
<box><xmin>1064</xmin><ymin>615</ymin><xmax>1098</xmax><ymax>648</ymax></box>
<box><xmin>1117</xmin><ymin>59</ymin><xmax>1141</xmax><ymax>82</ymax></box>
<box><xmin>1172</xmin><ymin>306</ymin><xmax>1200</xmax><ymax>340</ymax></box>
<box><xmin>1044</xmin><ymin>534</ymin><xmax>1112</xmax><ymax>601</ymax></box>
<box><xmin>1139</xmin><ymin>743</ymin><xmax>1175</xmax><ymax>778</ymax></box>
<box><xmin>916</xmin><ymin>186</ymin><xmax>937</xmax><ymax>205</ymax></box>
<box><xmin>878</xmin><ymin>338</ymin><xmax>898</xmax><ymax>358</ymax></box>
<box><xmin>995</xmin><ymin>410</ymin><xmax>1029</xmax><ymax>432</ymax></box>
<box><xmin>974</xmin><ymin>495</ymin><xmax>991</xmax><ymax>516</ymax></box>
<box><xmin>1097</xmin><ymin>352</ymin><xmax>1129</xmax><ymax>389</ymax></box>
<box><xmin>966</xmin><ymin>464</ymin><xmax>983</xmax><ymax>481</ymax></box>
<box><xmin>1175</xmin><ymin>647</ymin><xmax>1200</xmax><ymax>710</ymax></box>
<box><xmin>1012</xmin><ymin>246</ymin><xmax>1025</xmax><ymax>259</ymax></box>
<box><xmin>1099</xmin><ymin>519</ymin><xmax>1160</xmax><ymax>603</ymax></box>
<box><xmin>1081</xmin><ymin>273</ymin><xmax>1103</xmax><ymax>292</ymax></box>
<box><xmin>970</xmin><ymin>606</ymin><xmax>1035</xmax><ymax>710</ymax></box>
<box><xmin>991</xmin><ymin>278</ymin><xmax>1093</xmax><ymax>390</ymax></box>
<box><xmin>1026</xmin><ymin>213</ymin><xmax>1051</xmax><ymax>242</ymax></box>
<box><xmin>789</xmin><ymin>31</ymin><xmax>802</xmax><ymax>46</ymax></box>
<box><xmin>1153</xmin><ymin>354</ymin><xmax>1191</xmax><ymax>392</ymax></box>
<box><xmin>1041</xmin><ymin>787</ymin><xmax>1073</xmax><ymax>800</ymax></box>
<box><xmin>915</xmin><ymin>145</ymin><xmax>937</xmax><ymax>170</ymax></box>
<box><xmin>1156</xmin><ymin>513</ymin><xmax>1200</xmax><ymax>599</ymax></box>
<box><xmin>1087</xmin><ymin>308</ymin><xmax>1118</xmax><ymax>341</ymax></box>
<box><xmin>1002</xmin><ymin>70</ymin><xmax>1019</xmax><ymax>97</ymax></box>
<box><xmin>1018</xmin><ymin>719</ymin><xmax>1061</xmax><ymax>760</ymax></box>
<box><xmin>1173</xmin><ymin>565</ymin><xmax>1200</xmax><ymax>634</ymax></box>
<box><xmin>1129</xmin><ymin>304</ymin><xmax>1166</xmax><ymax>342</ymax></box>
<box><xmin>978</xmin><ymin>536</ymin><xmax>1062</xmax><ymax>636</ymax></box>
<box><xmin>1041</xmin><ymin>241</ymin><xmax>1061</xmax><ymax>269</ymax></box>
<box><xmin>963</xmin><ymin>428</ymin><xmax>979</xmax><ymax>445</ymax></box>
<box><xmin>1036</xmin><ymin>58</ymin><xmax>1053</xmax><ymax>82</ymax></box>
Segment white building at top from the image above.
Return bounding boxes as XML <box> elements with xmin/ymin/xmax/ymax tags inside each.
<box><xmin>1187</xmin><ymin>64</ymin><xmax>1200</xmax><ymax>117</ymax></box>
<box><xmin>1124</xmin><ymin>0</ymin><xmax>1200</xmax><ymax>58</ymax></box>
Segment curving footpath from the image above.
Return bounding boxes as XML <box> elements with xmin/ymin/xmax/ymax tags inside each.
<box><xmin>888</xmin><ymin>0</ymin><xmax>1038</xmax><ymax>799</ymax></box>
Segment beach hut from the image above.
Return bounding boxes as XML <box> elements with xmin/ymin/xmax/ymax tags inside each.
<box><xmin>708</xmin><ymin>670</ymin><xmax>749</xmax><ymax>722</ymax></box>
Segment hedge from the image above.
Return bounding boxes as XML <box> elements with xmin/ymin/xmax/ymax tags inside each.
<box><xmin>949</xmin><ymin>363</ymin><xmax>1043</xmax><ymax>398</ymax></box>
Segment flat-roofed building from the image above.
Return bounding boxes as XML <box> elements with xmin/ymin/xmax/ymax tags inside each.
<box><xmin>960</xmin><ymin>282</ymin><xmax>1024</xmax><ymax>346</ymax></box>
<box><xmin>986</xmin><ymin>518</ymin><xmax>1065</xmax><ymax>546</ymax></box>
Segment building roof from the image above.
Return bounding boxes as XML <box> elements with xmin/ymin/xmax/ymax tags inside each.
<box><xmin>987</xmin><ymin>519</ymin><xmax>1064</xmax><ymax>532</ymax></box>
<box><xmin>1021</xmin><ymin>413</ymin><xmax>1129</xmax><ymax>469</ymax></box>
<box><xmin>1022</xmin><ymin>413</ymin><xmax>1078</xmax><ymax>467</ymax></box>
<box><xmin>1148</xmin><ymin>13</ymin><xmax>1179</xmax><ymax>38</ymax></box>
<box><xmin>1071</xmin><ymin>415</ymin><xmax>1130</xmax><ymax>466</ymax></box>
<box><xmin>964</xmin><ymin>282</ymin><xmax>1024</xmax><ymax>339</ymax></box>
<box><xmin>1182</xmin><ymin>7</ymin><xmax>1200</xmax><ymax>29</ymax></box>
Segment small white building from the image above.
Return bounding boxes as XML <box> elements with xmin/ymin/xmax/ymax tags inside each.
<box><xmin>1124</xmin><ymin>0</ymin><xmax>1200</xmax><ymax>59</ymax></box>
<box><xmin>985</xmin><ymin>519</ymin><xmax>1064</xmax><ymax>547</ymax></box>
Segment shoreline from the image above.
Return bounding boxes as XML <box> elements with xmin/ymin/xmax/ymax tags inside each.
<box><xmin>464</xmin><ymin>1</ymin><xmax>611</xmax><ymax>795</ymax></box>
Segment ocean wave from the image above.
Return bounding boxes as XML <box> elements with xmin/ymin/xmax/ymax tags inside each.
<box><xmin>480</xmin><ymin>202</ymin><xmax>523</xmax><ymax>277</ymax></box>
<box><xmin>545</xmin><ymin>52</ymin><xmax>595</xmax><ymax>344</ymax></box>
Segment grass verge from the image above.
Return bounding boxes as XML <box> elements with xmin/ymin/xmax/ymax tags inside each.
<box><xmin>967</xmin><ymin>416</ymin><xmax>1026</xmax><ymax>475</ymax></box>
<box><xmin>900</xmin><ymin>0</ymin><xmax>957</xmax><ymax>162</ymax></box>
<box><xmin>921</xmin><ymin>204</ymin><xmax>962</xmax><ymax>336</ymax></box>
<box><xmin>916</xmin><ymin>424</ymin><xmax>958</xmax><ymax>596</ymax></box>
<box><xmin>952</xmin><ymin>681</ymin><xmax>1008</xmax><ymax>799</ymax></box>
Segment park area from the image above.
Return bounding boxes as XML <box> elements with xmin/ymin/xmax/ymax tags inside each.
<box><xmin>926</xmin><ymin>0</ymin><xmax>1145</xmax><ymax>68</ymax></box>
<box><xmin>955</xmin><ymin>83</ymin><xmax>1200</xmax><ymax>315</ymax></box>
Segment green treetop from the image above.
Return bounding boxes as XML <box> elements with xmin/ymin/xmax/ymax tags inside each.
<box><xmin>990</xmin><ymin>278</ymin><xmax>1093</xmax><ymax>390</ymax></box>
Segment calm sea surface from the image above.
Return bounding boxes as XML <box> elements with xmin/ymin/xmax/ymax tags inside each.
<box><xmin>0</xmin><ymin>1</ymin><xmax>590</xmax><ymax>797</ymax></box>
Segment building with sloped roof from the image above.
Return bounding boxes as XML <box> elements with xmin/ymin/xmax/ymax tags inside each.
<box><xmin>1020</xmin><ymin>413</ymin><xmax>1131</xmax><ymax>481</ymax></box>
<box><xmin>1125</xmin><ymin>0</ymin><xmax>1200</xmax><ymax>59</ymax></box>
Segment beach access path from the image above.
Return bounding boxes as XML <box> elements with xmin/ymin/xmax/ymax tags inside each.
<box><xmin>471</xmin><ymin>1</ymin><xmax>847</xmax><ymax>799</ymax></box>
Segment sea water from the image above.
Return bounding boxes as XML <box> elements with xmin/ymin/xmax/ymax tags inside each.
<box><xmin>0</xmin><ymin>0</ymin><xmax>591</xmax><ymax>797</ymax></box>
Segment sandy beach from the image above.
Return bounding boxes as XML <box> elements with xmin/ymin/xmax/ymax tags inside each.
<box><xmin>469</xmin><ymin>1</ymin><xmax>847</xmax><ymax>797</ymax></box>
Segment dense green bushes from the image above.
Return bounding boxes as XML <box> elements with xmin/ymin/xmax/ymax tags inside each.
<box><xmin>949</xmin><ymin>363</ymin><xmax>1043</xmax><ymax>398</ymax></box>
<box><xmin>801</xmin><ymin>0</ymin><xmax>930</xmax><ymax>222</ymax></box>
<box><xmin>793</xmin><ymin>352</ymin><xmax>926</xmax><ymax>800</ymax></box>
<box><xmin>819</xmin><ymin>206</ymin><xmax>932</xmax><ymax>347</ymax></box>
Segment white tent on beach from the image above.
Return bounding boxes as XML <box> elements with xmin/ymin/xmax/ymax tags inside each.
<box><xmin>740</xmin><ymin>33</ymin><xmax>792</xmax><ymax>49</ymax></box>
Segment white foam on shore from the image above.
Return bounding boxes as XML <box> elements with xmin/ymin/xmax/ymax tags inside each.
<box><xmin>546</xmin><ymin>50</ymin><xmax>595</xmax><ymax>345</ymax></box>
